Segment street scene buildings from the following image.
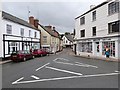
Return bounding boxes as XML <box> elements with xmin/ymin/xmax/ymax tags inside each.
<box><xmin>0</xmin><ymin>11</ymin><xmax>41</xmax><ymax>59</ymax></box>
<box><xmin>74</xmin><ymin>0</ymin><xmax>120</xmax><ymax>61</ymax></box>
<box><xmin>1</xmin><ymin>0</ymin><xmax>120</xmax><ymax>89</ymax></box>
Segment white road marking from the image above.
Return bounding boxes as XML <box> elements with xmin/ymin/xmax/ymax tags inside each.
<box><xmin>53</xmin><ymin>58</ymin><xmax>59</xmax><ymax>62</ymax></box>
<box><xmin>12</xmin><ymin>77</ymin><xmax>24</xmax><ymax>84</ymax></box>
<box><xmin>31</xmin><ymin>75</ymin><xmax>40</xmax><ymax>80</ymax></box>
<box><xmin>54</xmin><ymin>61</ymin><xmax>74</xmax><ymax>65</ymax></box>
<box><xmin>45</xmin><ymin>66</ymin><xmax>83</xmax><ymax>76</ymax></box>
<box><xmin>75</xmin><ymin>62</ymin><xmax>98</xmax><ymax>68</ymax></box>
<box><xmin>12</xmin><ymin>72</ymin><xmax>120</xmax><ymax>85</ymax></box>
<box><xmin>115</xmin><ymin>71</ymin><xmax>119</xmax><ymax>73</ymax></box>
<box><xmin>53</xmin><ymin>58</ymin><xmax>69</xmax><ymax>62</ymax></box>
<box><xmin>36</xmin><ymin>63</ymin><xmax>50</xmax><ymax>71</ymax></box>
<box><xmin>54</xmin><ymin>61</ymin><xmax>98</xmax><ymax>68</ymax></box>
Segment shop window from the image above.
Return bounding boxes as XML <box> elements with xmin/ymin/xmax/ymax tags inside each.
<box><xmin>79</xmin><ymin>42</ymin><xmax>92</xmax><ymax>53</ymax></box>
<box><xmin>102</xmin><ymin>41</ymin><xmax>115</xmax><ymax>57</ymax></box>
<box><xmin>9</xmin><ymin>42</ymin><xmax>18</xmax><ymax>54</ymax></box>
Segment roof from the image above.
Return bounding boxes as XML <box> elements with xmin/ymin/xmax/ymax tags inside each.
<box><xmin>38</xmin><ymin>24</ymin><xmax>62</xmax><ymax>39</ymax></box>
<box><xmin>75</xmin><ymin>0</ymin><xmax>111</xmax><ymax>19</ymax></box>
<box><xmin>65</xmin><ymin>33</ymin><xmax>74</xmax><ymax>42</ymax></box>
<box><xmin>2</xmin><ymin>11</ymin><xmax>38</xmax><ymax>30</ymax></box>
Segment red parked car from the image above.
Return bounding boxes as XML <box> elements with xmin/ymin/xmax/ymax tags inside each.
<box><xmin>32</xmin><ymin>49</ymin><xmax>48</xmax><ymax>57</ymax></box>
<box><xmin>11</xmin><ymin>50</ymin><xmax>34</xmax><ymax>62</ymax></box>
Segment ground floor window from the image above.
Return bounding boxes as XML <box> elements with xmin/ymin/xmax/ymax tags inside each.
<box><xmin>102</xmin><ymin>41</ymin><xmax>115</xmax><ymax>57</ymax></box>
<box><xmin>9</xmin><ymin>42</ymin><xmax>18</xmax><ymax>54</ymax></box>
<box><xmin>79</xmin><ymin>42</ymin><xmax>92</xmax><ymax>53</ymax></box>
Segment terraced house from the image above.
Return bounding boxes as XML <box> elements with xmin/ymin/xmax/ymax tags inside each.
<box><xmin>74</xmin><ymin>0</ymin><xmax>120</xmax><ymax>60</ymax></box>
<box><xmin>29</xmin><ymin>16</ymin><xmax>62</xmax><ymax>53</ymax></box>
<box><xmin>0</xmin><ymin>12</ymin><xmax>41</xmax><ymax>60</ymax></box>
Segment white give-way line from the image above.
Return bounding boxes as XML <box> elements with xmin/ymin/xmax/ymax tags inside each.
<box><xmin>36</xmin><ymin>63</ymin><xmax>50</xmax><ymax>71</ymax></box>
<box><xmin>45</xmin><ymin>66</ymin><xmax>83</xmax><ymax>76</ymax></box>
<box><xmin>12</xmin><ymin>72</ymin><xmax>120</xmax><ymax>85</ymax></box>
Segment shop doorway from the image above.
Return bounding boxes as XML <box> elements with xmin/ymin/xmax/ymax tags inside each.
<box><xmin>95</xmin><ymin>42</ymin><xmax>100</xmax><ymax>56</ymax></box>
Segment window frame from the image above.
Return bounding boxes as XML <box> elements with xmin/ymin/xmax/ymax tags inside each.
<box><xmin>6</xmin><ymin>24</ymin><xmax>12</xmax><ymax>34</ymax></box>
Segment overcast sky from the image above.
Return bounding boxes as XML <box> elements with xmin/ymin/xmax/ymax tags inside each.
<box><xmin>2</xmin><ymin>0</ymin><xmax>106</xmax><ymax>34</ymax></box>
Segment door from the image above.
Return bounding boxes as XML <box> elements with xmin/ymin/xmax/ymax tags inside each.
<box><xmin>95</xmin><ymin>42</ymin><xmax>100</xmax><ymax>56</ymax></box>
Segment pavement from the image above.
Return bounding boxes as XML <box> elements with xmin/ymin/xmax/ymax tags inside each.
<box><xmin>2</xmin><ymin>48</ymin><xmax>119</xmax><ymax>88</ymax></box>
<box><xmin>69</xmin><ymin>50</ymin><xmax>119</xmax><ymax>62</ymax></box>
<box><xmin>0</xmin><ymin>49</ymin><xmax>119</xmax><ymax>65</ymax></box>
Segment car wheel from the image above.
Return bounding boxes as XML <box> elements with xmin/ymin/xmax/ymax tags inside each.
<box><xmin>23</xmin><ymin>57</ymin><xmax>26</xmax><ymax>61</ymax></box>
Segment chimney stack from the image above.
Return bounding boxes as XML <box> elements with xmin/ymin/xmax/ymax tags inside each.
<box><xmin>29</xmin><ymin>16</ymin><xmax>34</xmax><ymax>25</ymax></box>
<box><xmin>34</xmin><ymin>19</ymin><xmax>39</xmax><ymax>28</ymax></box>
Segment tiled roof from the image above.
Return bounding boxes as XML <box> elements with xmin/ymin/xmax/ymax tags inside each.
<box><xmin>65</xmin><ymin>33</ymin><xmax>74</xmax><ymax>42</ymax></box>
<box><xmin>2</xmin><ymin>11</ymin><xmax>38</xmax><ymax>30</ymax></box>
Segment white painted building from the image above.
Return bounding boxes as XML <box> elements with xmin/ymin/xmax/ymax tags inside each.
<box><xmin>0</xmin><ymin>11</ymin><xmax>40</xmax><ymax>59</ymax></box>
<box><xmin>74</xmin><ymin>0</ymin><xmax>120</xmax><ymax>60</ymax></box>
<box><xmin>62</xmin><ymin>33</ymin><xmax>73</xmax><ymax>48</ymax></box>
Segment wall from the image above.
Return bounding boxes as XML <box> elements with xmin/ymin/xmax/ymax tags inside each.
<box><xmin>38</xmin><ymin>25</ymin><xmax>51</xmax><ymax>47</ymax></box>
<box><xmin>0</xmin><ymin>8</ymin><xmax>2</xmax><ymax>59</ymax></box>
<box><xmin>1</xmin><ymin>18</ymin><xmax>40</xmax><ymax>58</ymax></box>
<box><xmin>75</xmin><ymin>0</ymin><xmax>119</xmax><ymax>39</ymax></box>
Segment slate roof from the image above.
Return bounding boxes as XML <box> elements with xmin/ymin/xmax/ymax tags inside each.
<box><xmin>2</xmin><ymin>11</ymin><xmax>38</xmax><ymax>30</ymax></box>
<box><xmin>39</xmin><ymin>24</ymin><xmax>62</xmax><ymax>39</ymax></box>
<box><xmin>65</xmin><ymin>33</ymin><xmax>74</xmax><ymax>42</ymax></box>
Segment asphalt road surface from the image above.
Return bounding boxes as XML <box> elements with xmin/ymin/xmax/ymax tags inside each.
<box><xmin>2</xmin><ymin>48</ymin><xmax>120</xmax><ymax>88</ymax></box>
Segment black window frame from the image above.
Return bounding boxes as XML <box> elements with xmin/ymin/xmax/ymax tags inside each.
<box><xmin>6</xmin><ymin>24</ymin><xmax>12</xmax><ymax>34</ymax></box>
<box><xmin>92</xmin><ymin>11</ymin><xmax>96</xmax><ymax>21</ymax></box>
<box><xmin>20</xmin><ymin>28</ymin><xmax>24</xmax><ymax>36</ymax></box>
<box><xmin>108</xmin><ymin>1</ymin><xmax>119</xmax><ymax>15</ymax></box>
<box><xmin>108</xmin><ymin>20</ymin><xmax>120</xmax><ymax>34</ymax></box>
<box><xmin>81</xmin><ymin>30</ymin><xmax>85</xmax><ymax>37</ymax></box>
<box><xmin>92</xmin><ymin>26</ymin><xmax>96</xmax><ymax>36</ymax></box>
<box><xmin>80</xmin><ymin>16</ymin><xmax>85</xmax><ymax>25</ymax></box>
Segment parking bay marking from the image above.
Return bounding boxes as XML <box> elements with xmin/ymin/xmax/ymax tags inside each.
<box><xmin>54</xmin><ymin>61</ymin><xmax>98</xmax><ymax>68</ymax></box>
<box><xmin>31</xmin><ymin>75</ymin><xmax>40</xmax><ymax>80</ymax></box>
<box><xmin>36</xmin><ymin>63</ymin><xmax>50</xmax><ymax>71</ymax></box>
<box><xmin>12</xmin><ymin>72</ymin><xmax>120</xmax><ymax>85</ymax></box>
<box><xmin>45</xmin><ymin>66</ymin><xmax>83</xmax><ymax>76</ymax></box>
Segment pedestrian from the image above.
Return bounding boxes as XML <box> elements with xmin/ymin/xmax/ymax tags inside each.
<box><xmin>105</xmin><ymin>46</ymin><xmax>110</xmax><ymax>61</ymax></box>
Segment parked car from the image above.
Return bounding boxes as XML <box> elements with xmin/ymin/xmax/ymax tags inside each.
<box><xmin>32</xmin><ymin>49</ymin><xmax>48</xmax><ymax>57</ymax></box>
<box><xmin>11</xmin><ymin>50</ymin><xmax>34</xmax><ymax>62</ymax></box>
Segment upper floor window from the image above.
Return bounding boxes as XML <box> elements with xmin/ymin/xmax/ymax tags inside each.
<box><xmin>29</xmin><ymin>30</ymin><xmax>31</xmax><ymax>37</ymax></box>
<box><xmin>43</xmin><ymin>36</ymin><xmax>47</xmax><ymax>43</ymax></box>
<box><xmin>108</xmin><ymin>20</ymin><xmax>120</xmax><ymax>34</ymax></box>
<box><xmin>80</xmin><ymin>16</ymin><xmax>85</xmax><ymax>25</ymax></box>
<box><xmin>34</xmin><ymin>31</ymin><xmax>37</xmax><ymax>38</ymax></box>
<box><xmin>92</xmin><ymin>11</ymin><xmax>96</xmax><ymax>21</ymax></box>
<box><xmin>108</xmin><ymin>2</ymin><xmax>119</xmax><ymax>15</ymax></box>
<box><xmin>6</xmin><ymin>24</ymin><xmax>12</xmax><ymax>34</ymax></box>
<box><xmin>20</xmin><ymin>28</ymin><xmax>24</xmax><ymax>36</ymax></box>
<box><xmin>81</xmin><ymin>30</ymin><xmax>85</xmax><ymax>37</ymax></box>
<box><xmin>92</xmin><ymin>27</ymin><xmax>96</xmax><ymax>36</ymax></box>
